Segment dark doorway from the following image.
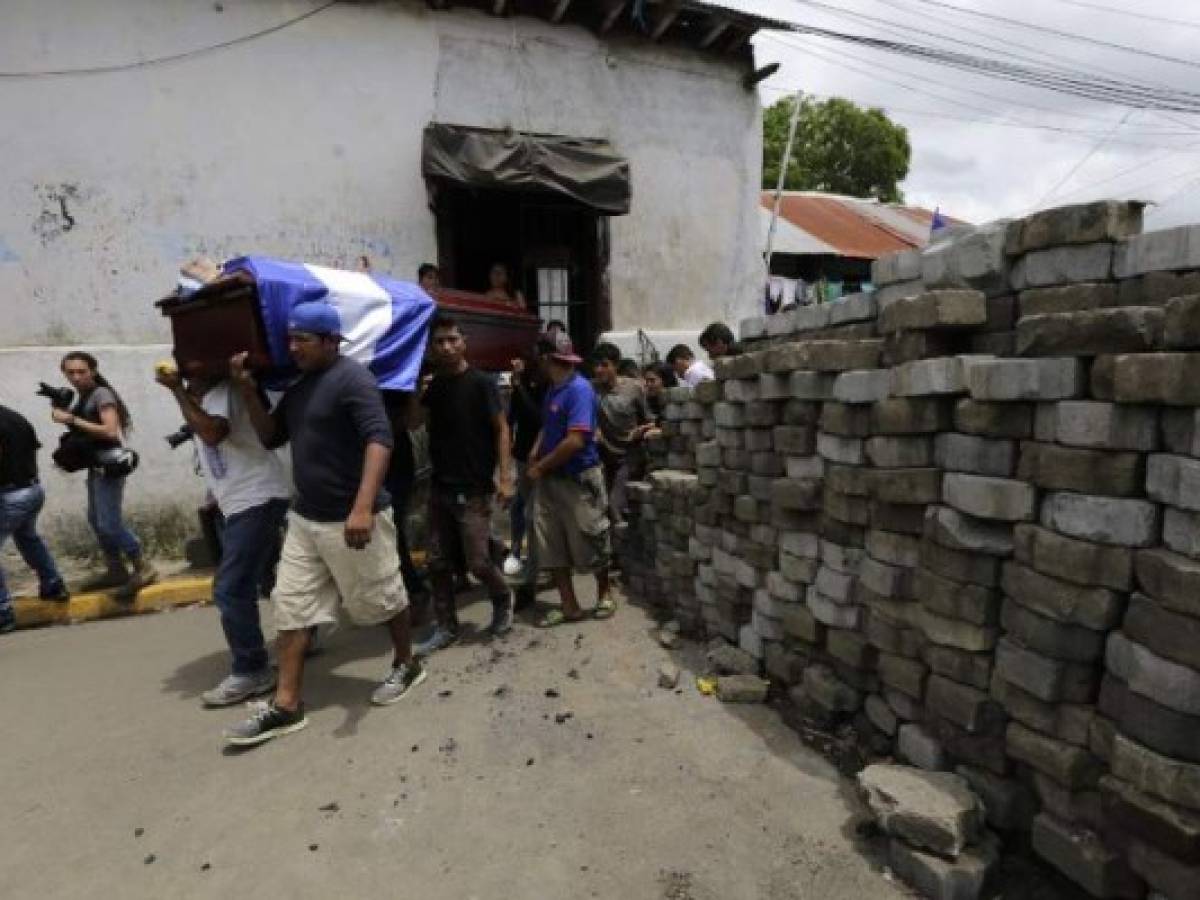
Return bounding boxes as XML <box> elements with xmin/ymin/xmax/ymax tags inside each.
<box><xmin>432</xmin><ymin>185</ymin><xmax>611</xmax><ymax>353</ymax></box>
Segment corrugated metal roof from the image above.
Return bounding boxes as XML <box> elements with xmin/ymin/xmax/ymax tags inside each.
<box><xmin>759</xmin><ymin>206</ymin><xmax>839</xmax><ymax>255</ymax></box>
<box><xmin>760</xmin><ymin>191</ymin><xmax>965</xmax><ymax>259</ymax></box>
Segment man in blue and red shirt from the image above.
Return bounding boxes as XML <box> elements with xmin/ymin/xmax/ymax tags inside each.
<box><xmin>527</xmin><ymin>331</ymin><xmax>613</xmax><ymax>626</ymax></box>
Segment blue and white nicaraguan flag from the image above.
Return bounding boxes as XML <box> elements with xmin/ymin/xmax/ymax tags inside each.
<box><xmin>930</xmin><ymin>208</ymin><xmax>949</xmax><ymax>236</ymax></box>
<box><xmin>223</xmin><ymin>256</ymin><xmax>436</xmax><ymax>391</ymax></box>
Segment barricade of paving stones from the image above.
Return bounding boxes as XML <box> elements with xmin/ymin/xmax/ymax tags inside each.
<box><xmin>619</xmin><ymin>199</ymin><xmax>1200</xmax><ymax>899</ymax></box>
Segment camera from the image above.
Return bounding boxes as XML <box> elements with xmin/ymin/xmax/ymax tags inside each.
<box><xmin>36</xmin><ymin>382</ymin><xmax>74</xmax><ymax>410</ymax></box>
<box><xmin>165</xmin><ymin>424</ymin><xmax>194</xmax><ymax>449</ymax></box>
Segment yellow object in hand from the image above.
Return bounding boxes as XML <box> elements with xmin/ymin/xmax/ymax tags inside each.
<box><xmin>155</xmin><ymin>359</ymin><xmax>178</xmax><ymax>378</ymax></box>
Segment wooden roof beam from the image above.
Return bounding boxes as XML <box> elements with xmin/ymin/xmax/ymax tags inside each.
<box><xmin>550</xmin><ymin>0</ymin><xmax>572</xmax><ymax>23</ymax></box>
<box><xmin>600</xmin><ymin>0</ymin><xmax>627</xmax><ymax>33</ymax></box>
<box><xmin>650</xmin><ymin>2</ymin><xmax>682</xmax><ymax>41</ymax></box>
<box><xmin>699</xmin><ymin>17</ymin><xmax>730</xmax><ymax>49</ymax></box>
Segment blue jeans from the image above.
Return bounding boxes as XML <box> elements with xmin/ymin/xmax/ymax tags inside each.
<box><xmin>86</xmin><ymin>471</ymin><xmax>142</xmax><ymax>560</ymax></box>
<box><xmin>0</xmin><ymin>484</ymin><xmax>65</xmax><ymax>610</ymax></box>
<box><xmin>213</xmin><ymin>498</ymin><xmax>289</xmax><ymax>675</ymax></box>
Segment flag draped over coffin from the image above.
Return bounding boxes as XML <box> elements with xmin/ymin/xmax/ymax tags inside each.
<box><xmin>223</xmin><ymin>256</ymin><xmax>435</xmax><ymax>392</ymax></box>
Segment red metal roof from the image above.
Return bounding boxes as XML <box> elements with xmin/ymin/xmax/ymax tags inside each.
<box><xmin>761</xmin><ymin>192</ymin><xmax>964</xmax><ymax>260</ymax></box>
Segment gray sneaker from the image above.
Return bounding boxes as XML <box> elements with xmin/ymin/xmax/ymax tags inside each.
<box><xmin>224</xmin><ymin>700</ymin><xmax>307</xmax><ymax>746</ymax></box>
<box><xmin>202</xmin><ymin>670</ymin><xmax>277</xmax><ymax>708</ymax></box>
<box><xmin>414</xmin><ymin>625</ymin><xmax>459</xmax><ymax>657</ymax></box>
<box><xmin>371</xmin><ymin>659</ymin><xmax>428</xmax><ymax>706</ymax></box>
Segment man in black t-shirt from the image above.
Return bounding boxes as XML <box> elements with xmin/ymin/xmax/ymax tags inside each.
<box><xmin>414</xmin><ymin>313</ymin><xmax>515</xmax><ymax>653</ymax></box>
<box><xmin>0</xmin><ymin>404</ymin><xmax>69</xmax><ymax>633</ymax></box>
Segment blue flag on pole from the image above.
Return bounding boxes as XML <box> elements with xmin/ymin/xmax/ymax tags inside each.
<box><xmin>223</xmin><ymin>256</ymin><xmax>436</xmax><ymax>391</ymax></box>
<box><xmin>930</xmin><ymin>207</ymin><xmax>949</xmax><ymax>235</ymax></box>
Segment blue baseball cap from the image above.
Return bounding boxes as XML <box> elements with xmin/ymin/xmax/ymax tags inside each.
<box><xmin>288</xmin><ymin>301</ymin><xmax>342</xmax><ymax>337</ymax></box>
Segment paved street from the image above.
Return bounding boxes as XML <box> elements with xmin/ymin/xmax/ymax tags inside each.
<box><xmin>0</xmin><ymin>588</ymin><xmax>908</xmax><ymax>900</ymax></box>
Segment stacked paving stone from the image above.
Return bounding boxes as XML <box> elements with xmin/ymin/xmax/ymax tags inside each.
<box><xmin>617</xmin><ymin>199</ymin><xmax>1200</xmax><ymax>898</ymax></box>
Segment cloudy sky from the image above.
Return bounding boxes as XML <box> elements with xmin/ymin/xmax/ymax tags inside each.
<box><xmin>744</xmin><ymin>0</ymin><xmax>1200</xmax><ymax>228</ymax></box>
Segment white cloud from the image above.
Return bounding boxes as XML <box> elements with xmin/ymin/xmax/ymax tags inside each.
<box><xmin>751</xmin><ymin>0</ymin><xmax>1200</xmax><ymax>229</ymax></box>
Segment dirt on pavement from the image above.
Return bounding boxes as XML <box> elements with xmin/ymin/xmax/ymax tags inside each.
<box><xmin>0</xmin><ymin>584</ymin><xmax>912</xmax><ymax>900</ymax></box>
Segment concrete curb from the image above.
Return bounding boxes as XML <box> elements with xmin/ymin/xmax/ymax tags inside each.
<box><xmin>12</xmin><ymin>574</ymin><xmax>214</xmax><ymax>630</ymax></box>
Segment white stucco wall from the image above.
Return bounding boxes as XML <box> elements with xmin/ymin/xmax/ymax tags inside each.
<box><xmin>0</xmin><ymin>0</ymin><xmax>763</xmax><ymax>547</ymax></box>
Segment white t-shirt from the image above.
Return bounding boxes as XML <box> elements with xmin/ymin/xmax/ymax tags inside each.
<box><xmin>197</xmin><ymin>383</ymin><xmax>291</xmax><ymax>517</ymax></box>
<box><xmin>683</xmin><ymin>359</ymin><xmax>715</xmax><ymax>387</ymax></box>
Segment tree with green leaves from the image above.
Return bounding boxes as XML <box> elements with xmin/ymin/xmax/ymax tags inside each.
<box><xmin>763</xmin><ymin>96</ymin><xmax>911</xmax><ymax>203</ymax></box>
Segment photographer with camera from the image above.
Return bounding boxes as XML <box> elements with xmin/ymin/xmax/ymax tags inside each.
<box><xmin>0</xmin><ymin>403</ymin><xmax>70</xmax><ymax>633</ymax></box>
<box><xmin>155</xmin><ymin>362</ymin><xmax>291</xmax><ymax>707</ymax></box>
<box><xmin>52</xmin><ymin>351</ymin><xmax>156</xmax><ymax>599</ymax></box>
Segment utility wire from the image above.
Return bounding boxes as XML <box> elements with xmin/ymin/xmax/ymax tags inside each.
<box><xmin>1043</xmin><ymin>0</ymin><xmax>1200</xmax><ymax>31</ymax></box>
<box><xmin>899</xmin><ymin>0</ymin><xmax>1200</xmax><ymax>72</ymax></box>
<box><xmin>0</xmin><ymin>1</ymin><xmax>339</xmax><ymax>78</ymax></box>
<box><xmin>1032</xmin><ymin>109</ymin><xmax>1134</xmax><ymax>209</ymax></box>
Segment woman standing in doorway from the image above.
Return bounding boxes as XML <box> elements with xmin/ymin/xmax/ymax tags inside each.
<box><xmin>52</xmin><ymin>352</ymin><xmax>157</xmax><ymax>597</ymax></box>
<box><xmin>485</xmin><ymin>262</ymin><xmax>526</xmax><ymax>309</ymax></box>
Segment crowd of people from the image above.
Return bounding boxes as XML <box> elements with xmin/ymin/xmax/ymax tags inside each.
<box><xmin>0</xmin><ymin>276</ymin><xmax>735</xmax><ymax>746</ymax></box>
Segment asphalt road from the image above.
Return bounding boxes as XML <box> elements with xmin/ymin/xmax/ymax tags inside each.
<box><xmin>0</xmin><ymin>586</ymin><xmax>910</xmax><ymax>900</ymax></box>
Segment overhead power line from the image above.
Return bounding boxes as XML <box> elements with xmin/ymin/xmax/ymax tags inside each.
<box><xmin>1044</xmin><ymin>0</ymin><xmax>1200</xmax><ymax>32</ymax></box>
<box><xmin>1032</xmin><ymin>109</ymin><xmax>1134</xmax><ymax>209</ymax></box>
<box><xmin>899</xmin><ymin>0</ymin><xmax>1200</xmax><ymax>72</ymax></box>
<box><xmin>0</xmin><ymin>1</ymin><xmax>339</xmax><ymax>78</ymax></box>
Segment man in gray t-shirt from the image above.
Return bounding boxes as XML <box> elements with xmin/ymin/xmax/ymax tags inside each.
<box><xmin>590</xmin><ymin>343</ymin><xmax>650</xmax><ymax>527</ymax></box>
<box><xmin>222</xmin><ymin>301</ymin><xmax>426</xmax><ymax>747</ymax></box>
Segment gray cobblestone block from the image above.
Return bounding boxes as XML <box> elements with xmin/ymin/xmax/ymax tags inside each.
<box><xmin>1101</xmin><ymin>773</ymin><xmax>1200</xmax><ymax>865</ymax></box>
<box><xmin>792</xmin><ymin>303</ymin><xmax>833</xmax><ymax>332</ymax></box>
<box><xmin>1148</xmin><ymin>453</ymin><xmax>1200</xmax><ymax>512</ymax></box>
<box><xmin>883</xmin><ymin>330</ymin><xmax>964</xmax><ymax>366</ymax></box>
<box><xmin>870</xmin><ymin>467</ymin><xmax>942</xmax><ymax>505</ymax></box>
<box><xmin>713</xmin><ymin>402</ymin><xmax>745</xmax><ymax>429</ymax></box>
<box><xmin>1115</xmin><ymin>223</ymin><xmax>1200</xmax><ymax>278</ymax></box>
<box><xmin>891</xmin><ymin>355</ymin><xmax>985</xmax><ymax>397</ymax></box>
<box><xmin>934</xmin><ymin>433</ymin><xmax>1015</xmax><ymax>477</ymax></box>
<box><xmin>1100</xmin><ymin>675</ymin><xmax>1200</xmax><ymax>768</ymax></box>
<box><xmin>879</xmin><ymin>290</ymin><xmax>988</xmax><ymax>334</ymax></box>
<box><xmin>920</xmin><ymin>606</ymin><xmax>999</xmax><ymax>653</ymax></box>
<box><xmin>787</xmin><ymin>370</ymin><xmax>837</xmax><ymax>400</ymax></box>
<box><xmin>695</xmin><ymin>441</ymin><xmax>722</xmax><ymax>467</ymax></box>
<box><xmin>994</xmin><ymin>678</ymin><xmax>1094</xmax><ymax>748</ymax></box>
<box><xmin>780</xmin><ymin>552</ymin><xmax>819</xmax><ymax>584</ymax></box>
<box><xmin>924</xmin><ymin>505</ymin><xmax>1015</xmax><ymax>557</ymax></box>
<box><xmin>780</xmin><ymin>530</ymin><xmax>820</xmax><ymax>559</ymax></box>
<box><xmin>922</xmin><ymin>644</ymin><xmax>992</xmax><ymax>692</ymax></box>
<box><xmin>1001</xmin><ymin>597</ymin><xmax>1105</xmax><ymax>663</ymax></box>
<box><xmin>832</xmin><ymin>368</ymin><xmax>891</xmax><ymax>404</ymax></box>
<box><xmin>1136</xmin><ymin>548</ymin><xmax>1200</xmax><ymax>618</ymax></box>
<box><xmin>825</xmin><ymin>462</ymin><xmax>871</xmax><ymax>497</ymax></box>
<box><xmin>1128</xmin><ymin>835</ymin><xmax>1200</xmax><ymax>900</ymax></box>
<box><xmin>887</xmin><ymin>686</ymin><xmax>926</xmax><ymax>722</ymax></box>
<box><xmin>959</xmin><ymin>766</ymin><xmax>1036</xmax><ymax>832</ymax></box>
<box><xmin>1111</xmin><ymin>730</ymin><xmax>1200</xmax><ymax>812</ymax></box>
<box><xmin>1034</xmin><ymin>400</ymin><xmax>1158</xmax><ymax>452</ymax></box>
<box><xmin>1165</xmin><ymin>508</ymin><xmax>1200</xmax><ymax>560</ymax></box>
<box><xmin>858</xmin><ymin>555</ymin><xmax>912</xmax><ymax>601</ymax></box>
<box><xmin>1111</xmin><ymin>352</ymin><xmax>1200</xmax><ymax>405</ymax></box>
<box><xmin>820</xmin><ymin>539</ymin><xmax>864</xmax><ymax>573</ymax></box>
<box><xmin>867</xmin><ymin>612</ymin><xmax>925</xmax><ymax>657</ymax></box>
<box><xmin>828</xmin><ymin>628</ymin><xmax>877</xmax><ymax>671</ymax></box>
<box><xmin>815</xmin><ymin>563</ymin><xmax>855</xmax><ymax>602</ymax></box>
<box><xmin>1164</xmin><ymin>293</ymin><xmax>1200</xmax><ymax>349</ymax></box>
<box><xmin>996</xmin><ymin>637</ymin><xmax>1098</xmax><ymax>705</ymax></box>
<box><xmin>770</xmin><ymin>425</ymin><xmax>815</xmax><ymax>456</ymax></box>
<box><xmin>1012</xmin><ymin>200</ymin><xmax>1143</xmax><ymax>254</ymax></box>
<box><xmin>879</xmin><ymin>652</ymin><xmax>929</xmax><ymax>699</ymax></box>
<box><xmin>926</xmin><ymin>222</ymin><xmax>1012</xmax><ymax>296</ymax></box>
<box><xmin>715</xmin><ymin>428</ymin><xmax>743</xmax><ymax>450</ymax></box>
<box><xmin>817</xmin><ymin>432</ymin><xmax>866</xmax><ymax>465</ymax></box>
<box><xmin>926</xmin><ymin>674</ymin><xmax>1005</xmax><ymax>735</ymax></box>
<box><xmin>752</xmin><ymin>608</ymin><xmax>785</xmax><ymax>641</ymax></box>
<box><xmin>1163</xmin><ymin>408</ymin><xmax>1200</xmax><ymax>457</ymax></box>
<box><xmin>772</xmin><ymin>478</ymin><xmax>822</xmax><ymax>511</ymax></box>
<box><xmin>913</xmin><ymin>566</ymin><xmax>999</xmax><ymax>626</ymax></box>
<box><xmin>739</xmin><ymin>315</ymin><xmax>767</xmax><ymax>341</ymax></box>
<box><xmin>1016</xmin><ymin>306</ymin><xmax>1164</xmax><ymax>357</ymax></box>
<box><xmin>1013</xmin><ymin>524</ymin><xmax>1132</xmax><ymax>591</ymax></box>
<box><xmin>921</xmin><ymin>537</ymin><xmax>1002</xmax><ymax>587</ymax></box>
<box><xmin>766</xmin><ymin>309</ymin><xmax>799</xmax><ymax>338</ymax></box>
<box><xmin>954</xmin><ymin>399</ymin><xmax>1034</xmax><ymax>439</ymax></box>
<box><xmin>808</xmin><ymin>592</ymin><xmax>862</xmax><ymax>629</ymax></box>
<box><xmin>865</xmin><ymin>694</ymin><xmax>898</xmax><ymax>736</ymax></box>
<box><xmin>1124</xmin><ymin>592</ymin><xmax>1200</xmax><ymax>672</ymax></box>
<box><xmin>897</xmin><ymin>723</ymin><xmax>947</xmax><ymax>770</ymax></box>
<box><xmin>803</xmin><ymin>663</ymin><xmax>863</xmax><ymax>713</ymax></box>
<box><xmin>1031</xmin><ymin>813</ymin><xmax>1142</xmax><ymax>899</ymax></box>
<box><xmin>825</xmin><ymin>489</ymin><xmax>871</xmax><ymax>526</ymax></box>
<box><xmin>1008</xmin><ymin>721</ymin><xmax>1104</xmax><ymax>789</ymax></box>
<box><xmin>829</xmin><ymin>291</ymin><xmax>878</xmax><ymax>325</ymax></box>
<box><xmin>821</xmin><ymin>515</ymin><xmax>867</xmax><ymax>548</ymax></box>
<box><xmin>867</xmin><ymin>528</ymin><xmax>921</xmax><ymax>568</ymax></box>
<box><xmin>1108</xmin><ymin>631</ymin><xmax>1200</xmax><ymax>717</ymax></box>
<box><xmin>1001</xmin><ymin>560</ymin><xmax>1124</xmax><ymax>630</ymax></box>
<box><xmin>873</xmin><ymin>248</ymin><xmax>924</xmax><ymax>286</ymax></box>
<box><xmin>721</xmin><ymin>447</ymin><xmax>749</xmax><ymax>470</ymax></box>
<box><xmin>785</xmin><ymin>455</ymin><xmax>824</xmax><ymax>480</ymax></box>
<box><xmin>724</xmin><ymin>378</ymin><xmax>759</xmax><ymax>404</ymax></box>
<box><xmin>745</xmin><ymin>400</ymin><xmax>781</xmax><ymax>429</ymax></box>
<box><xmin>744</xmin><ymin>428</ymin><xmax>773</xmax><ymax>453</ymax></box>
<box><xmin>713</xmin><ymin>352</ymin><xmax>764</xmax><ymax>380</ymax></box>
<box><xmin>943</xmin><ymin>472</ymin><xmax>1035</xmax><ymax>522</ymax></box>
<box><xmin>757</xmin><ymin>372</ymin><xmax>791</xmax><ymax>401</ymax></box>
<box><xmin>872</xmin><ymin>397</ymin><xmax>954</xmax><ymax>434</ymax></box>
<box><xmin>865</xmin><ymin>435</ymin><xmax>934</xmax><ymax>469</ymax></box>
<box><xmin>1018</xmin><ymin>441</ymin><xmax>1145</xmax><ymax>497</ymax></box>
<box><xmin>875</xmin><ymin>278</ymin><xmax>925</xmax><ymax>312</ymax></box>
<box><xmin>1041</xmin><ymin>491</ymin><xmax>1160</xmax><ymax>548</ymax></box>
<box><xmin>820</xmin><ymin>401</ymin><xmax>873</xmax><ymax>437</ymax></box>
<box><xmin>964</xmin><ymin>357</ymin><xmax>1085</xmax><ymax>401</ymax></box>
<box><xmin>1122</xmin><ymin>270</ymin><xmax>1200</xmax><ymax>308</ymax></box>
<box><xmin>1019</xmin><ymin>282</ymin><xmax>1120</xmax><ymax>316</ymax></box>
<box><xmin>694</xmin><ymin>380</ymin><xmax>722</xmax><ymax>404</ymax></box>
<box><xmin>1010</xmin><ymin>242</ymin><xmax>1114</xmax><ymax>290</ymax></box>
<box><xmin>780</xmin><ymin>339</ymin><xmax>884</xmax><ymax>372</ymax></box>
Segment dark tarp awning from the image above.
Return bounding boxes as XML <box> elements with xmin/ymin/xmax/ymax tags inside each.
<box><xmin>422</xmin><ymin>123</ymin><xmax>631</xmax><ymax>216</ymax></box>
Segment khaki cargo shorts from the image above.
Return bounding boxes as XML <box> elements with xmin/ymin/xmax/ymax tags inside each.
<box><xmin>533</xmin><ymin>466</ymin><xmax>611</xmax><ymax>573</ymax></box>
<box><xmin>271</xmin><ymin>508</ymin><xmax>408</xmax><ymax>632</ymax></box>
